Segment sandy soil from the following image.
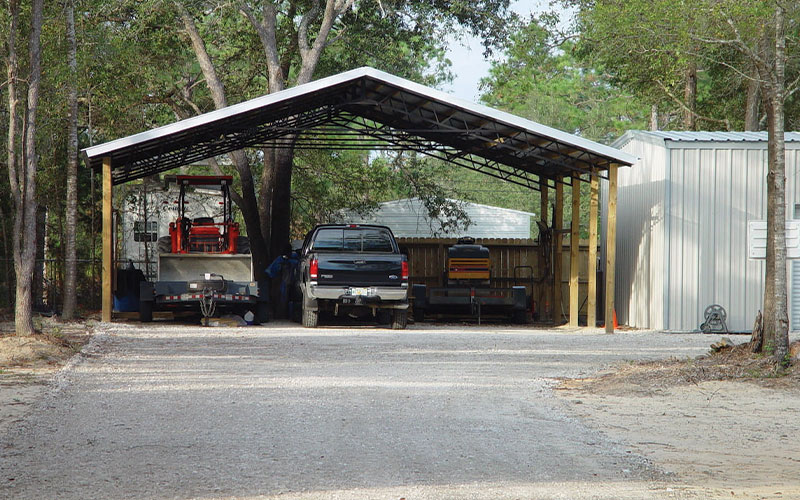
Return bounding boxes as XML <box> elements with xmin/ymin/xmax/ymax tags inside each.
<box><xmin>0</xmin><ymin>318</ymin><xmax>93</xmax><ymax>437</ymax></box>
<box><xmin>557</xmin><ymin>338</ymin><xmax>800</xmax><ymax>499</ymax></box>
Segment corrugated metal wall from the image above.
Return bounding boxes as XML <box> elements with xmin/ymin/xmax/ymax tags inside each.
<box><xmin>615</xmin><ymin>134</ymin><xmax>668</xmax><ymax>329</ymax></box>
<box><xmin>340</xmin><ymin>198</ymin><xmax>534</xmax><ymax>239</ymax></box>
<box><xmin>665</xmin><ymin>145</ymin><xmax>767</xmax><ymax>331</ymax></box>
<box><xmin>610</xmin><ymin>132</ymin><xmax>800</xmax><ymax>332</ymax></box>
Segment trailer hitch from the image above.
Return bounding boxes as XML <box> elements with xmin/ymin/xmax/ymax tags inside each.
<box><xmin>199</xmin><ymin>273</ymin><xmax>224</xmax><ymax>325</ymax></box>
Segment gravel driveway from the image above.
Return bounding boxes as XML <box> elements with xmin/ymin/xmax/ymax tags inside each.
<box><xmin>0</xmin><ymin>322</ymin><xmax>728</xmax><ymax>499</ymax></box>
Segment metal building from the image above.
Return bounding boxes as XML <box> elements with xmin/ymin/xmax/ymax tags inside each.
<box><xmin>607</xmin><ymin>131</ymin><xmax>800</xmax><ymax>332</ymax></box>
<box><xmin>338</xmin><ymin>198</ymin><xmax>535</xmax><ymax>239</ymax></box>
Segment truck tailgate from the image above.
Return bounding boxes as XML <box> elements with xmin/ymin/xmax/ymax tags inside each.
<box><xmin>158</xmin><ymin>254</ymin><xmax>253</xmax><ymax>282</ymax></box>
<box><xmin>316</xmin><ymin>253</ymin><xmax>403</xmax><ymax>287</ymax></box>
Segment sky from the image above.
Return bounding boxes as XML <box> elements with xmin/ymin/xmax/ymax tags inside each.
<box><xmin>442</xmin><ymin>1</ymin><xmax>566</xmax><ymax>103</ymax></box>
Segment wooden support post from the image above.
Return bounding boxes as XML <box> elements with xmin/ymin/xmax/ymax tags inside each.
<box><xmin>102</xmin><ymin>157</ymin><xmax>113</xmax><ymax>323</ymax></box>
<box><xmin>569</xmin><ymin>175</ymin><xmax>581</xmax><ymax>327</ymax></box>
<box><xmin>539</xmin><ymin>179</ymin><xmax>549</xmax><ymax>320</ymax></box>
<box><xmin>587</xmin><ymin>170</ymin><xmax>599</xmax><ymax>328</ymax></box>
<box><xmin>605</xmin><ymin>164</ymin><xmax>618</xmax><ymax>333</ymax></box>
<box><xmin>553</xmin><ymin>178</ymin><xmax>564</xmax><ymax>324</ymax></box>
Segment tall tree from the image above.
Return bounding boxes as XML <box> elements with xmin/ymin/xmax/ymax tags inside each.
<box><xmin>5</xmin><ymin>0</ymin><xmax>45</xmax><ymax>336</ymax></box>
<box><xmin>170</xmin><ymin>0</ymin><xmax>514</xmax><ymax>268</ymax></box>
<box><xmin>62</xmin><ymin>0</ymin><xmax>79</xmax><ymax>320</ymax></box>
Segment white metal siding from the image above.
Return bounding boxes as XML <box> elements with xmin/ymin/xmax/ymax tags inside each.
<box><xmin>614</xmin><ymin>137</ymin><xmax>667</xmax><ymax>329</ymax></box>
<box><xmin>608</xmin><ymin>131</ymin><xmax>800</xmax><ymax>332</ymax></box>
<box><xmin>791</xmin><ymin>150</ymin><xmax>800</xmax><ymax>330</ymax></box>
<box><xmin>665</xmin><ymin>146</ymin><xmax>767</xmax><ymax>331</ymax></box>
<box><xmin>339</xmin><ymin>198</ymin><xmax>534</xmax><ymax>239</ymax></box>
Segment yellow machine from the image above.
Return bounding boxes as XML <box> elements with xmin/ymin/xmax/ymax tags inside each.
<box><xmin>446</xmin><ymin>236</ymin><xmax>490</xmax><ymax>284</ymax></box>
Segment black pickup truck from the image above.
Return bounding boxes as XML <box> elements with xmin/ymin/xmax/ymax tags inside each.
<box><xmin>293</xmin><ymin>224</ymin><xmax>409</xmax><ymax>329</ymax></box>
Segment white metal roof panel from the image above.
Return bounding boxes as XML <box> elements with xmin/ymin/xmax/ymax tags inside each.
<box><xmin>83</xmin><ymin>66</ymin><xmax>636</xmax><ymax>185</ymax></box>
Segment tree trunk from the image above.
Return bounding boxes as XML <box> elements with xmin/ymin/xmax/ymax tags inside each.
<box><xmin>760</xmin><ymin>6</ymin><xmax>790</xmax><ymax>363</ymax></box>
<box><xmin>744</xmin><ymin>76</ymin><xmax>760</xmax><ymax>132</ymax></box>
<box><xmin>62</xmin><ymin>0</ymin><xmax>79</xmax><ymax>319</ymax></box>
<box><xmin>649</xmin><ymin>104</ymin><xmax>659</xmax><ymax>131</ymax></box>
<box><xmin>683</xmin><ymin>62</ymin><xmax>697</xmax><ymax>130</ymax></box>
<box><xmin>0</xmin><ymin>203</ymin><xmax>11</xmax><ymax>308</ymax></box>
<box><xmin>11</xmin><ymin>0</ymin><xmax>44</xmax><ymax>336</ymax></box>
<box><xmin>265</xmin><ymin>148</ymin><xmax>296</xmax><ymax>261</ymax></box>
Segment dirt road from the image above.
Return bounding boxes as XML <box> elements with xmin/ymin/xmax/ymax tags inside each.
<box><xmin>0</xmin><ymin>323</ymin><xmax>756</xmax><ymax>499</ymax></box>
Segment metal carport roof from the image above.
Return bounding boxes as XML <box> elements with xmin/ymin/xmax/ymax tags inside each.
<box><xmin>82</xmin><ymin>66</ymin><xmax>636</xmax><ymax>188</ymax></box>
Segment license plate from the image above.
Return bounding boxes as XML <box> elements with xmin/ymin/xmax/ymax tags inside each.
<box><xmin>348</xmin><ymin>287</ymin><xmax>375</xmax><ymax>296</ymax></box>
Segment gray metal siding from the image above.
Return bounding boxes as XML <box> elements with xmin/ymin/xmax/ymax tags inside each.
<box><xmin>609</xmin><ymin>131</ymin><xmax>800</xmax><ymax>332</ymax></box>
<box><xmin>614</xmin><ymin>137</ymin><xmax>667</xmax><ymax>329</ymax></box>
<box><xmin>338</xmin><ymin>198</ymin><xmax>534</xmax><ymax>239</ymax></box>
<box><xmin>791</xmin><ymin>149</ymin><xmax>800</xmax><ymax>330</ymax></box>
<box><xmin>665</xmin><ymin>146</ymin><xmax>766</xmax><ymax>331</ymax></box>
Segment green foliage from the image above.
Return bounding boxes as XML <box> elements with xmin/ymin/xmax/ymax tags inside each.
<box><xmin>481</xmin><ymin>17</ymin><xmax>648</xmax><ymax>143</ymax></box>
<box><xmin>567</xmin><ymin>0</ymin><xmax>800</xmax><ymax>131</ymax></box>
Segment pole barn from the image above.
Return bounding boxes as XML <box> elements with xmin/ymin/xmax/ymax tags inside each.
<box><xmin>82</xmin><ymin>67</ymin><xmax>636</xmax><ymax>331</ymax></box>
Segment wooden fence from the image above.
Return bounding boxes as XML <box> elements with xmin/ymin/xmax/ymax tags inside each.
<box><xmin>397</xmin><ymin>237</ymin><xmax>599</xmax><ymax>321</ymax></box>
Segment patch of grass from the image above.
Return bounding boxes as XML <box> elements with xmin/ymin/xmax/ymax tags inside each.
<box><xmin>564</xmin><ymin>342</ymin><xmax>799</xmax><ymax>395</ymax></box>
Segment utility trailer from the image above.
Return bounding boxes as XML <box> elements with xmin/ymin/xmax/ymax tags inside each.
<box><xmin>411</xmin><ymin>237</ymin><xmax>527</xmax><ymax>324</ymax></box>
<box><xmin>138</xmin><ymin>176</ymin><xmax>268</xmax><ymax>323</ymax></box>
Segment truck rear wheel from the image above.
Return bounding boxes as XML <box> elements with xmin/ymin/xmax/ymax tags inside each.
<box><xmin>139</xmin><ymin>300</ymin><xmax>153</xmax><ymax>323</ymax></box>
<box><xmin>391</xmin><ymin>309</ymin><xmax>407</xmax><ymax>330</ymax></box>
<box><xmin>302</xmin><ymin>305</ymin><xmax>318</xmax><ymax>328</ymax></box>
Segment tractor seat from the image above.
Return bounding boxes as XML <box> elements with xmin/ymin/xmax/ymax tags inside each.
<box><xmin>193</xmin><ymin>217</ymin><xmax>214</xmax><ymax>224</ymax></box>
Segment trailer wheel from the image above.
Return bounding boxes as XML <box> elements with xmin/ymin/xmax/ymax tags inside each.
<box><xmin>413</xmin><ymin>306</ymin><xmax>425</xmax><ymax>323</ymax></box>
<box><xmin>391</xmin><ymin>309</ymin><xmax>407</xmax><ymax>330</ymax></box>
<box><xmin>256</xmin><ymin>301</ymin><xmax>270</xmax><ymax>324</ymax></box>
<box><xmin>512</xmin><ymin>309</ymin><xmax>527</xmax><ymax>325</ymax></box>
<box><xmin>235</xmin><ymin>236</ymin><xmax>250</xmax><ymax>254</ymax></box>
<box><xmin>139</xmin><ymin>300</ymin><xmax>153</xmax><ymax>323</ymax></box>
<box><xmin>157</xmin><ymin>236</ymin><xmax>172</xmax><ymax>254</ymax></box>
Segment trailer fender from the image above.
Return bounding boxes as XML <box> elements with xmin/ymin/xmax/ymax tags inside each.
<box><xmin>511</xmin><ymin>286</ymin><xmax>527</xmax><ymax>310</ymax></box>
<box><xmin>412</xmin><ymin>284</ymin><xmax>427</xmax><ymax>309</ymax></box>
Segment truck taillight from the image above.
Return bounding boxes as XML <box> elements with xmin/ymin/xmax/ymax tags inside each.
<box><xmin>401</xmin><ymin>261</ymin><xmax>409</xmax><ymax>281</ymax></box>
<box><xmin>310</xmin><ymin>258</ymin><xmax>319</xmax><ymax>279</ymax></box>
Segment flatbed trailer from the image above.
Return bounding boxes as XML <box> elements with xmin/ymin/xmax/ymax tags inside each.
<box><xmin>412</xmin><ymin>284</ymin><xmax>527</xmax><ymax>324</ymax></box>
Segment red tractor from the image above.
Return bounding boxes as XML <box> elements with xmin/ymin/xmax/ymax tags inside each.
<box><xmin>157</xmin><ymin>175</ymin><xmax>249</xmax><ymax>255</ymax></box>
<box><xmin>140</xmin><ymin>175</ymin><xmax>267</xmax><ymax>323</ymax></box>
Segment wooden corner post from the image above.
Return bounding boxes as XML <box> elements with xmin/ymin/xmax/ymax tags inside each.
<box><xmin>605</xmin><ymin>164</ymin><xmax>618</xmax><ymax>333</ymax></box>
<box><xmin>539</xmin><ymin>178</ymin><xmax>549</xmax><ymax>319</ymax></box>
<box><xmin>587</xmin><ymin>169</ymin><xmax>599</xmax><ymax>328</ymax></box>
<box><xmin>552</xmin><ymin>178</ymin><xmax>564</xmax><ymax>324</ymax></box>
<box><xmin>102</xmin><ymin>157</ymin><xmax>113</xmax><ymax>323</ymax></box>
<box><xmin>569</xmin><ymin>175</ymin><xmax>581</xmax><ymax>326</ymax></box>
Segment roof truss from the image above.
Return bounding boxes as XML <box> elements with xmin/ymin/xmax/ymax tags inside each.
<box><xmin>83</xmin><ymin>67</ymin><xmax>635</xmax><ymax>187</ymax></box>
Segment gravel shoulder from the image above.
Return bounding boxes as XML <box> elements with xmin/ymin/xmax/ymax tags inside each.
<box><xmin>0</xmin><ymin>321</ymin><xmax>789</xmax><ymax>499</ymax></box>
